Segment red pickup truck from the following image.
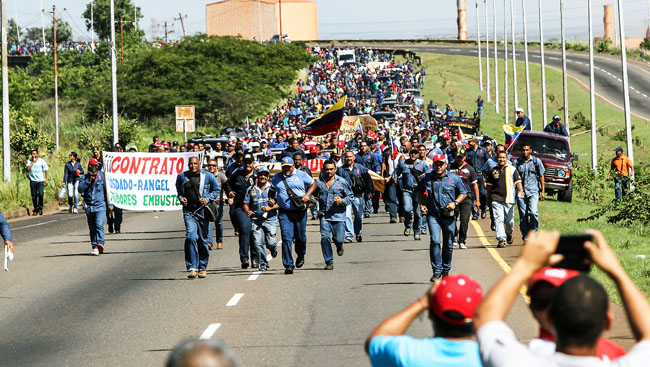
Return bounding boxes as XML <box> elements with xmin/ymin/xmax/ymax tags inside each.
<box><xmin>509</xmin><ymin>130</ymin><xmax>576</xmax><ymax>202</ymax></box>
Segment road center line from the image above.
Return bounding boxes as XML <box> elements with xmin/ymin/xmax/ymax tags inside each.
<box><xmin>247</xmin><ymin>272</ymin><xmax>262</xmax><ymax>281</ymax></box>
<box><xmin>14</xmin><ymin>220</ymin><xmax>59</xmax><ymax>230</ymax></box>
<box><xmin>642</xmin><ymin>94</ymin><xmax>648</xmax><ymax>98</ymax></box>
<box><xmin>199</xmin><ymin>323</ymin><xmax>221</xmax><ymax>339</ymax></box>
<box><xmin>226</xmin><ymin>293</ymin><xmax>244</xmax><ymax>306</ymax></box>
<box><xmin>469</xmin><ymin>221</ymin><xmax>530</xmax><ymax>304</ymax></box>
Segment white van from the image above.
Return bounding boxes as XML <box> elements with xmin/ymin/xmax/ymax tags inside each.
<box><xmin>336</xmin><ymin>49</ymin><xmax>355</xmax><ymax>66</ymax></box>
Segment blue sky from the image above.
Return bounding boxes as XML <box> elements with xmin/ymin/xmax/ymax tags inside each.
<box><xmin>13</xmin><ymin>0</ymin><xmax>650</xmax><ymax>42</ymax></box>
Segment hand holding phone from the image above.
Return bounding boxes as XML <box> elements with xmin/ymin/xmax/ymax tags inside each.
<box><xmin>554</xmin><ymin>234</ymin><xmax>593</xmax><ymax>272</ymax></box>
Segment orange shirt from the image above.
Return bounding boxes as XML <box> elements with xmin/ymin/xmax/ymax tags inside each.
<box><xmin>611</xmin><ymin>155</ymin><xmax>633</xmax><ymax>176</ymax></box>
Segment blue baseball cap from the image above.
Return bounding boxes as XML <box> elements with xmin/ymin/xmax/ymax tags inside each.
<box><xmin>281</xmin><ymin>157</ymin><xmax>294</xmax><ymax>166</ymax></box>
<box><xmin>614</xmin><ymin>147</ymin><xmax>624</xmax><ymax>153</ymax></box>
<box><xmin>257</xmin><ymin>166</ymin><xmax>270</xmax><ymax>174</ymax></box>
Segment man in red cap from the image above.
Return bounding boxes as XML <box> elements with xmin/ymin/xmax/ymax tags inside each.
<box><xmin>78</xmin><ymin>158</ymin><xmax>110</xmax><ymax>256</ymax></box>
<box><xmin>365</xmin><ymin>274</ymin><xmax>483</xmax><ymax>366</ymax></box>
<box><xmin>527</xmin><ymin>267</ymin><xmax>626</xmax><ymax>361</ymax></box>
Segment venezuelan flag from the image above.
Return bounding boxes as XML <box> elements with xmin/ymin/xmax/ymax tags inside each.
<box><xmin>300</xmin><ymin>96</ymin><xmax>347</xmax><ymax>136</ymax></box>
<box><xmin>503</xmin><ymin>124</ymin><xmax>524</xmax><ymax>148</ymax></box>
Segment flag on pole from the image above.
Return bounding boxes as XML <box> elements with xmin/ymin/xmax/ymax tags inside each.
<box><xmin>388</xmin><ymin>127</ymin><xmax>399</xmax><ymax>158</ymax></box>
<box><xmin>300</xmin><ymin>96</ymin><xmax>347</xmax><ymax>135</ymax></box>
<box><xmin>243</xmin><ymin>116</ymin><xmax>249</xmax><ymax>131</ymax></box>
<box><xmin>503</xmin><ymin>124</ymin><xmax>524</xmax><ymax>149</ymax></box>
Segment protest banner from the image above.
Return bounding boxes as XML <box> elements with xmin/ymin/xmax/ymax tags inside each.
<box><xmin>339</xmin><ymin>116</ymin><xmax>359</xmax><ymax>139</ymax></box>
<box><xmin>359</xmin><ymin>115</ymin><xmax>379</xmax><ymax>136</ymax></box>
<box><xmin>103</xmin><ymin>152</ymin><xmax>202</xmax><ymax>211</ymax></box>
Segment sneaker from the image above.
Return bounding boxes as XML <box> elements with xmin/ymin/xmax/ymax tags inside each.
<box><xmin>345</xmin><ymin>237</ymin><xmax>353</xmax><ymax>243</ymax></box>
<box><xmin>324</xmin><ymin>262</ymin><xmax>334</xmax><ymax>270</ymax></box>
<box><xmin>296</xmin><ymin>255</ymin><xmax>305</xmax><ymax>268</ymax></box>
<box><xmin>472</xmin><ymin>215</ymin><xmax>479</xmax><ymax>220</ymax></box>
<box><xmin>97</xmin><ymin>243</ymin><xmax>104</xmax><ymax>254</ymax></box>
<box><xmin>336</xmin><ymin>244</ymin><xmax>344</xmax><ymax>256</ymax></box>
<box><xmin>491</xmin><ymin>223</ymin><xmax>496</xmax><ymax>231</ymax></box>
<box><xmin>260</xmin><ymin>266</ymin><xmax>267</xmax><ymax>272</ymax></box>
<box><xmin>72</xmin><ymin>207</ymin><xmax>78</xmax><ymax>214</ymax></box>
<box><xmin>32</xmin><ymin>210</ymin><xmax>38</xmax><ymax>216</ymax></box>
<box><xmin>284</xmin><ymin>267</ymin><xmax>294</xmax><ymax>275</ymax></box>
<box><xmin>497</xmin><ymin>239</ymin><xmax>507</xmax><ymax>248</ymax></box>
<box><xmin>364</xmin><ymin>213</ymin><xmax>370</xmax><ymax>218</ymax></box>
<box><xmin>311</xmin><ymin>215</ymin><xmax>317</xmax><ymax>220</ymax></box>
<box><xmin>38</xmin><ymin>210</ymin><xmax>43</xmax><ymax>215</ymax></box>
<box><xmin>356</xmin><ymin>234</ymin><xmax>362</xmax><ymax>242</ymax></box>
<box><xmin>421</xmin><ymin>228</ymin><xmax>427</xmax><ymax>235</ymax></box>
<box><xmin>251</xmin><ymin>260</ymin><xmax>259</xmax><ymax>269</ymax></box>
<box><xmin>91</xmin><ymin>248</ymin><xmax>100</xmax><ymax>256</ymax></box>
<box><xmin>198</xmin><ymin>270</ymin><xmax>207</xmax><ymax>278</ymax></box>
<box><xmin>403</xmin><ymin>228</ymin><xmax>411</xmax><ymax>236</ymax></box>
<box><xmin>506</xmin><ymin>234</ymin><xmax>513</xmax><ymax>244</ymax></box>
<box><xmin>414</xmin><ymin>234</ymin><xmax>421</xmax><ymax>241</ymax></box>
<box><xmin>390</xmin><ymin>217</ymin><xmax>398</xmax><ymax>223</ymax></box>
<box><xmin>241</xmin><ymin>262</ymin><xmax>249</xmax><ymax>269</ymax></box>
<box><xmin>270</xmin><ymin>246</ymin><xmax>278</xmax><ymax>258</ymax></box>
<box><xmin>115</xmin><ymin>230</ymin><xmax>121</xmax><ymax>234</ymax></box>
<box><xmin>442</xmin><ymin>271</ymin><xmax>449</xmax><ymax>277</ymax></box>
<box><xmin>430</xmin><ymin>273</ymin><xmax>442</xmax><ymax>282</ymax></box>
<box><xmin>187</xmin><ymin>270</ymin><xmax>198</xmax><ymax>279</ymax></box>
<box><xmin>459</xmin><ymin>242</ymin><xmax>467</xmax><ymax>249</ymax></box>
<box><xmin>453</xmin><ymin>241</ymin><xmax>459</xmax><ymax>248</ymax></box>
<box><xmin>481</xmin><ymin>210</ymin><xmax>487</xmax><ymax>219</ymax></box>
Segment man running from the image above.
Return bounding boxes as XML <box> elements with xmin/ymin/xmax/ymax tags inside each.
<box><xmin>78</xmin><ymin>159</ymin><xmax>109</xmax><ymax>256</ymax></box>
<box><xmin>243</xmin><ymin>167</ymin><xmax>278</xmax><ymax>272</ymax></box>
<box><xmin>486</xmin><ymin>151</ymin><xmax>524</xmax><ymax>248</ymax></box>
<box><xmin>394</xmin><ymin>147</ymin><xmax>430</xmax><ymax>241</ymax></box>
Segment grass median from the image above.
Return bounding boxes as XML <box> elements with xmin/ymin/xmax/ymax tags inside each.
<box><xmin>417</xmin><ymin>52</ymin><xmax>650</xmax><ymax>298</ymax></box>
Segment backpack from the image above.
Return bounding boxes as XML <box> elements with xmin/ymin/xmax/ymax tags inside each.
<box><xmin>348</xmin><ymin>170</ymin><xmax>366</xmax><ymax>195</ymax></box>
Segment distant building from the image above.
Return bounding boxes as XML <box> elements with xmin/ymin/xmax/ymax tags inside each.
<box><xmin>206</xmin><ymin>0</ymin><xmax>318</xmax><ymax>41</ymax></box>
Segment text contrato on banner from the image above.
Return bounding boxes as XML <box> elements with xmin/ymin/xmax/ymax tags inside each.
<box><xmin>103</xmin><ymin>152</ymin><xmax>202</xmax><ymax>211</ymax></box>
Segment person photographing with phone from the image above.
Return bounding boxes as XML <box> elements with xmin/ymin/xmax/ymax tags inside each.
<box><xmin>474</xmin><ymin>230</ymin><xmax>650</xmax><ymax>366</ymax></box>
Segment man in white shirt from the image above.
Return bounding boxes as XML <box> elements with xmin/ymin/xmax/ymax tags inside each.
<box><xmin>473</xmin><ymin>230</ymin><xmax>650</xmax><ymax>367</ymax></box>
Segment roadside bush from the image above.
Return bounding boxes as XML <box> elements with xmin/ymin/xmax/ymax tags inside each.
<box><xmin>572</xmin><ymin>111</ymin><xmax>590</xmax><ymax>130</ymax></box>
<box><xmin>78</xmin><ymin>116</ymin><xmax>140</xmax><ymax>151</ymax></box>
<box><xmin>596</xmin><ymin>39</ymin><xmax>612</xmax><ymax>53</ymax></box>
<box><xmin>572</xmin><ymin>161</ymin><xmax>610</xmax><ymax>203</ymax></box>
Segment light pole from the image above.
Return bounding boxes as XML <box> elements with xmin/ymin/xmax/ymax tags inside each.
<box><xmin>476</xmin><ymin>0</ymin><xmax>483</xmax><ymax>91</ymax></box>
<box><xmin>560</xmin><ymin>0</ymin><xmax>569</xmax><ymax>134</ymax></box>
<box><xmin>538</xmin><ymin>0</ymin><xmax>547</xmax><ymax>127</ymax></box>
<box><xmin>2</xmin><ymin>0</ymin><xmax>10</xmax><ymax>182</ymax></box>
<box><xmin>110</xmin><ymin>0</ymin><xmax>119</xmax><ymax>145</ymax></box>
<box><xmin>617</xmin><ymin>0</ymin><xmax>634</xmax><ymax>165</ymax></box>
<box><xmin>588</xmin><ymin>0</ymin><xmax>597</xmax><ymax>171</ymax></box>
<box><xmin>504</xmin><ymin>0</ymin><xmax>509</xmax><ymax>124</ymax></box>
<box><xmin>510</xmin><ymin>0</ymin><xmax>518</xmax><ymax>110</ymax></box>
<box><xmin>522</xmin><ymin>0</ymin><xmax>532</xmax><ymax>129</ymax></box>
<box><xmin>493</xmin><ymin>0</ymin><xmax>499</xmax><ymax>113</ymax></box>
<box><xmin>485</xmin><ymin>0</ymin><xmax>490</xmax><ymax>102</ymax></box>
<box><xmin>53</xmin><ymin>5</ymin><xmax>59</xmax><ymax>152</ymax></box>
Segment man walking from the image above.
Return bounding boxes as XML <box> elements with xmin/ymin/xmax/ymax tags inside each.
<box><xmin>394</xmin><ymin>147</ymin><xmax>430</xmax><ymax>241</ymax></box>
<box><xmin>337</xmin><ymin>151</ymin><xmax>373</xmax><ymax>243</ymax></box>
<box><xmin>108</xmin><ymin>144</ymin><xmax>124</xmax><ymax>234</ymax></box>
<box><xmin>515</xmin><ymin>144</ymin><xmax>545</xmax><ymax>241</ymax></box>
<box><xmin>175</xmin><ymin>156</ymin><xmax>220</xmax><ymax>278</ymax></box>
<box><xmin>316</xmin><ymin>160</ymin><xmax>352</xmax><ymax>270</ymax></box>
<box><xmin>223</xmin><ymin>157</ymin><xmax>257</xmax><ymax>268</ymax></box>
<box><xmin>243</xmin><ymin>167</ymin><xmax>278</xmax><ymax>272</ymax></box>
<box><xmin>271</xmin><ymin>157</ymin><xmax>317</xmax><ymax>274</ymax></box>
<box><xmin>355</xmin><ymin>140</ymin><xmax>380</xmax><ymax>217</ymax></box>
<box><xmin>449</xmin><ymin>147</ymin><xmax>479</xmax><ymax>250</ymax></box>
<box><xmin>466</xmin><ymin>137</ymin><xmax>489</xmax><ymax>220</ymax></box>
<box><xmin>78</xmin><ymin>159</ymin><xmax>109</xmax><ymax>256</ymax></box>
<box><xmin>418</xmin><ymin>154</ymin><xmax>467</xmax><ymax>281</ymax></box>
<box><xmin>607</xmin><ymin>147</ymin><xmax>634</xmax><ymax>199</ymax></box>
<box><xmin>486</xmin><ymin>151</ymin><xmax>524</xmax><ymax>248</ymax></box>
<box><xmin>26</xmin><ymin>150</ymin><xmax>49</xmax><ymax>216</ymax></box>
<box><xmin>206</xmin><ymin>158</ymin><xmax>228</xmax><ymax>250</ymax></box>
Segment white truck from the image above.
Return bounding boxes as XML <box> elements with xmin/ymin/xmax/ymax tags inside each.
<box><xmin>336</xmin><ymin>49</ymin><xmax>356</xmax><ymax>66</ymax></box>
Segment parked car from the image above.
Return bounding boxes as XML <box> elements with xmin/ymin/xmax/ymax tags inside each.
<box><xmin>404</xmin><ymin>88</ymin><xmax>424</xmax><ymax>106</ymax></box>
<box><xmin>509</xmin><ymin>130</ymin><xmax>577</xmax><ymax>202</ymax></box>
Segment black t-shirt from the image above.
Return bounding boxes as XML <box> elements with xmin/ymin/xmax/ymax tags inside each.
<box><xmin>183</xmin><ymin>173</ymin><xmax>201</xmax><ymax>212</ymax></box>
<box><xmin>449</xmin><ymin>162</ymin><xmax>477</xmax><ymax>200</ymax></box>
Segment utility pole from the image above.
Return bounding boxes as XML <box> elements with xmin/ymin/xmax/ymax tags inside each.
<box><xmin>163</xmin><ymin>21</ymin><xmax>174</xmax><ymax>43</ymax></box>
<box><xmin>493</xmin><ymin>0</ymin><xmax>498</xmax><ymax>113</ymax></box>
<box><xmin>110</xmin><ymin>0</ymin><xmax>118</xmax><ymax>146</ymax></box>
<box><xmin>53</xmin><ymin>5</ymin><xmax>59</xmax><ymax>152</ymax></box>
<box><xmin>538</xmin><ymin>0</ymin><xmax>547</xmax><ymax>127</ymax></box>
<box><xmin>120</xmin><ymin>18</ymin><xmax>124</xmax><ymax>61</ymax></box>
<box><xmin>560</xmin><ymin>0</ymin><xmax>569</xmax><ymax>134</ymax></box>
<box><xmin>504</xmin><ymin>0</ymin><xmax>509</xmax><ymax>125</ymax></box>
<box><xmin>174</xmin><ymin>13</ymin><xmax>187</xmax><ymax>37</ymax></box>
<box><xmin>90</xmin><ymin>2</ymin><xmax>95</xmax><ymax>51</ymax></box>
<box><xmin>12</xmin><ymin>0</ymin><xmax>18</xmax><ymax>42</ymax></box>
<box><xmin>510</xmin><ymin>0</ymin><xmax>518</xmax><ymax>110</ymax></box>
<box><xmin>476</xmin><ymin>1</ymin><xmax>483</xmax><ymax>91</ymax></box>
<box><xmin>278</xmin><ymin>0</ymin><xmax>283</xmax><ymax>41</ymax></box>
<box><xmin>485</xmin><ymin>0</ymin><xmax>490</xmax><ymax>102</ymax></box>
<box><xmin>588</xmin><ymin>0</ymin><xmax>597</xmax><ymax>171</ymax></box>
<box><xmin>2</xmin><ymin>0</ymin><xmax>10</xmax><ymax>182</ymax></box>
<box><xmin>522</xmin><ymin>0</ymin><xmax>532</xmax><ymax>129</ymax></box>
<box><xmin>617</xmin><ymin>0</ymin><xmax>634</xmax><ymax>165</ymax></box>
<box><xmin>40</xmin><ymin>0</ymin><xmax>45</xmax><ymax>44</ymax></box>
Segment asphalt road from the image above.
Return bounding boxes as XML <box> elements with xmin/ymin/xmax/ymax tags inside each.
<box><xmin>362</xmin><ymin>43</ymin><xmax>650</xmax><ymax>122</ymax></box>
<box><xmin>0</xmin><ymin>206</ymin><xmax>634</xmax><ymax>366</ymax></box>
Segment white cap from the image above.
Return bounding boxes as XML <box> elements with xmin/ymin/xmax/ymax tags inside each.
<box><xmin>515</xmin><ymin>107</ymin><xmax>524</xmax><ymax>113</ymax></box>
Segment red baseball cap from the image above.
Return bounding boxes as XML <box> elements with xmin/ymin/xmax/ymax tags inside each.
<box><xmin>336</xmin><ymin>140</ymin><xmax>346</xmax><ymax>149</ymax></box>
<box><xmin>527</xmin><ymin>267</ymin><xmax>580</xmax><ymax>293</ymax></box>
<box><xmin>89</xmin><ymin>158</ymin><xmax>99</xmax><ymax>165</ymax></box>
<box><xmin>432</xmin><ymin>154</ymin><xmax>448</xmax><ymax>163</ymax></box>
<box><xmin>309</xmin><ymin>146</ymin><xmax>318</xmax><ymax>154</ymax></box>
<box><xmin>431</xmin><ymin>274</ymin><xmax>483</xmax><ymax>325</ymax></box>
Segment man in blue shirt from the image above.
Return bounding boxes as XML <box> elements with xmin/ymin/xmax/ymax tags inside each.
<box><xmin>0</xmin><ymin>212</ymin><xmax>15</xmax><ymax>257</ymax></box>
<box><xmin>476</xmin><ymin>95</ymin><xmax>484</xmax><ymax>118</ymax></box>
<box><xmin>78</xmin><ymin>159</ymin><xmax>109</xmax><ymax>256</ymax></box>
<box><xmin>355</xmin><ymin>140</ymin><xmax>380</xmax><ymax>217</ymax></box>
<box><xmin>394</xmin><ymin>148</ymin><xmax>430</xmax><ymax>241</ymax></box>
<box><xmin>418</xmin><ymin>154</ymin><xmax>467</xmax><ymax>281</ymax></box>
<box><xmin>337</xmin><ymin>151</ymin><xmax>373</xmax><ymax>243</ymax></box>
<box><xmin>366</xmin><ymin>274</ymin><xmax>483</xmax><ymax>367</ymax></box>
<box><xmin>316</xmin><ymin>160</ymin><xmax>352</xmax><ymax>270</ymax></box>
<box><xmin>515</xmin><ymin>144</ymin><xmax>545</xmax><ymax>241</ymax></box>
<box><xmin>26</xmin><ymin>150</ymin><xmax>50</xmax><ymax>216</ymax></box>
<box><xmin>271</xmin><ymin>157</ymin><xmax>317</xmax><ymax>274</ymax></box>
<box><xmin>466</xmin><ymin>137</ymin><xmax>489</xmax><ymax>220</ymax></box>
<box><xmin>543</xmin><ymin>115</ymin><xmax>569</xmax><ymax>136</ymax></box>
<box><xmin>243</xmin><ymin>167</ymin><xmax>278</xmax><ymax>272</ymax></box>
<box><xmin>515</xmin><ymin>108</ymin><xmax>532</xmax><ymax>130</ymax></box>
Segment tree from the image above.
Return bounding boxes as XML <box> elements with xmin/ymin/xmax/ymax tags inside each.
<box><xmin>8</xmin><ymin>19</ymin><xmax>21</xmax><ymax>43</ymax></box>
<box><xmin>25</xmin><ymin>27</ymin><xmax>44</xmax><ymax>44</ymax></box>
<box><xmin>640</xmin><ymin>37</ymin><xmax>650</xmax><ymax>51</ymax></box>
<box><xmin>45</xmin><ymin>20</ymin><xmax>72</xmax><ymax>44</ymax></box>
<box><xmin>82</xmin><ymin>0</ymin><xmax>144</xmax><ymax>41</ymax></box>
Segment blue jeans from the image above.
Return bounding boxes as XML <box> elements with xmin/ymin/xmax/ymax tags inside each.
<box><xmin>517</xmin><ymin>194</ymin><xmax>539</xmax><ymax>239</ymax></box>
<box><xmin>383</xmin><ymin>180</ymin><xmax>398</xmax><ymax>219</ymax></box>
<box><xmin>492</xmin><ymin>201</ymin><xmax>515</xmax><ymax>241</ymax></box>
<box><xmin>402</xmin><ymin>190</ymin><xmax>421</xmax><ymax>234</ymax></box>
<box><xmin>320</xmin><ymin>218</ymin><xmax>345</xmax><ymax>264</ymax></box>
<box><xmin>86</xmin><ymin>210</ymin><xmax>106</xmax><ymax>247</ymax></box>
<box><xmin>477</xmin><ymin>106</ymin><xmax>484</xmax><ymax>118</ymax></box>
<box><xmin>345</xmin><ymin>195</ymin><xmax>364</xmax><ymax>238</ymax></box>
<box><xmin>67</xmin><ymin>181</ymin><xmax>79</xmax><ymax>208</ymax></box>
<box><xmin>183</xmin><ymin>211</ymin><xmax>210</xmax><ymax>271</ymax></box>
<box><xmin>278</xmin><ymin>210</ymin><xmax>308</xmax><ymax>268</ymax></box>
<box><xmin>208</xmin><ymin>203</ymin><xmax>225</xmax><ymax>245</ymax></box>
<box><xmin>476</xmin><ymin>175</ymin><xmax>487</xmax><ymax>212</ymax></box>
<box><xmin>426</xmin><ymin>214</ymin><xmax>456</xmax><ymax>273</ymax></box>
<box><xmin>364</xmin><ymin>197</ymin><xmax>372</xmax><ymax>215</ymax></box>
<box><xmin>251</xmin><ymin>217</ymin><xmax>278</xmax><ymax>268</ymax></box>
<box><xmin>231</xmin><ymin>206</ymin><xmax>256</xmax><ymax>264</ymax></box>
<box><xmin>615</xmin><ymin>176</ymin><xmax>630</xmax><ymax>199</ymax></box>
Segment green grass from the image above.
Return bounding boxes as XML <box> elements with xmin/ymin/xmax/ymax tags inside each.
<box><xmin>418</xmin><ymin>52</ymin><xmax>650</xmax><ymax>298</ymax></box>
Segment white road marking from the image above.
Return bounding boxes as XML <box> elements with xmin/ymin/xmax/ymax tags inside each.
<box><xmin>594</xmin><ymin>66</ymin><xmax>600</xmax><ymax>70</ymax></box>
<box><xmin>575</xmin><ymin>61</ymin><xmax>582</xmax><ymax>65</ymax></box>
<box><xmin>532</xmin><ymin>54</ymin><xmax>540</xmax><ymax>58</ymax></box>
<box><xmin>549</xmin><ymin>57</ymin><xmax>560</xmax><ymax>60</ymax></box>
<box><xmin>247</xmin><ymin>271</ymin><xmax>262</xmax><ymax>281</ymax></box>
<box><xmin>226</xmin><ymin>293</ymin><xmax>244</xmax><ymax>306</ymax></box>
<box><xmin>631</xmin><ymin>86</ymin><xmax>636</xmax><ymax>90</ymax></box>
<box><xmin>199</xmin><ymin>323</ymin><xmax>221</xmax><ymax>339</ymax></box>
<box><xmin>154</xmin><ymin>216</ymin><xmax>159</xmax><ymax>219</ymax></box>
<box><xmin>450</xmin><ymin>48</ymin><xmax>461</xmax><ymax>51</ymax></box>
<box><xmin>642</xmin><ymin>94</ymin><xmax>648</xmax><ymax>98</ymax></box>
<box><xmin>635</xmin><ymin>89</ymin><xmax>641</xmax><ymax>94</ymax></box>
<box><xmin>14</xmin><ymin>220</ymin><xmax>58</xmax><ymax>230</ymax></box>
<box><xmin>607</xmin><ymin>72</ymin><xmax>612</xmax><ymax>75</ymax></box>
<box><xmin>567</xmin><ymin>59</ymin><xmax>572</xmax><ymax>62</ymax></box>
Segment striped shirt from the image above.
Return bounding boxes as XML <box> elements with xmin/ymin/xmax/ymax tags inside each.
<box><xmin>486</xmin><ymin>164</ymin><xmax>521</xmax><ymax>204</ymax></box>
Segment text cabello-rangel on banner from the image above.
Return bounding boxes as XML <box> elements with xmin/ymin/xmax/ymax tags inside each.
<box><xmin>103</xmin><ymin>152</ymin><xmax>202</xmax><ymax>211</ymax></box>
